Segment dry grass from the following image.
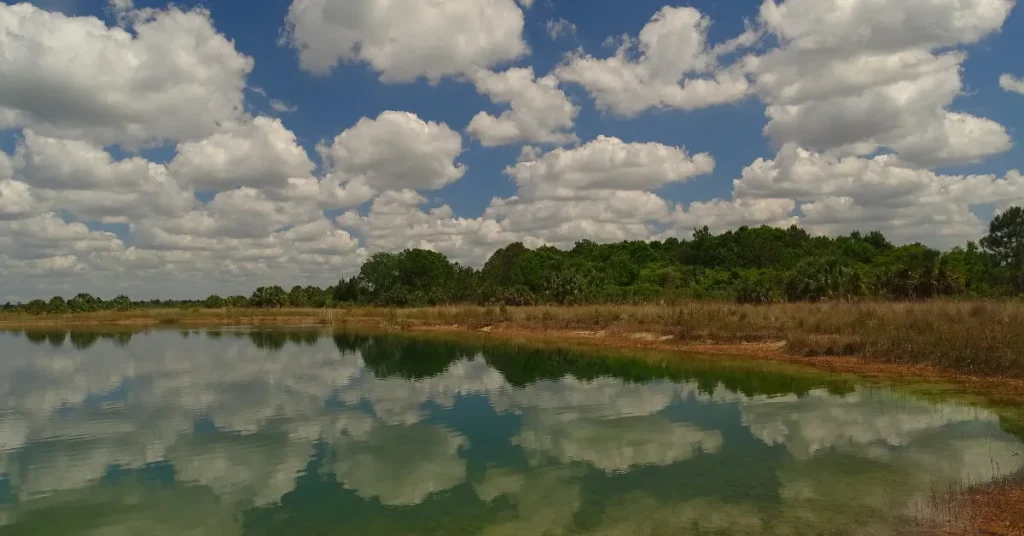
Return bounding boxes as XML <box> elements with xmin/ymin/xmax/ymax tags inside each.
<box><xmin>333</xmin><ymin>301</ymin><xmax>1024</xmax><ymax>378</ymax></box>
<box><xmin>4</xmin><ymin>300</ymin><xmax>1024</xmax><ymax>377</ymax></box>
<box><xmin>0</xmin><ymin>307</ymin><xmax>326</xmax><ymax>327</ymax></box>
<box><xmin>911</xmin><ymin>475</ymin><xmax>1024</xmax><ymax>535</ymax></box>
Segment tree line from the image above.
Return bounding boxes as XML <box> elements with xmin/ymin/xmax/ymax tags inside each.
<box><xmin>4</xmin><ymin>206</ymin><xmax>1023</xmax><ymax>313</ymax></box>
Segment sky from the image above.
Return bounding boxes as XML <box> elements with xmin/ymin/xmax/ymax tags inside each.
<box><xmin>0</xmin><ymin>0</ymin><xmax>1022</xmax><ymax>301</ymax></box>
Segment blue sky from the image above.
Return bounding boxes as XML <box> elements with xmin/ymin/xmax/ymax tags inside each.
<box><xmin>36</xmin><ymin>0</ymin><xmax>778</xmax><ymax>212</ymax></box>
<box><xmin>1</xmin><ymin>0</ymin><xmax>1022</xmax><ymax>299</ymax></box>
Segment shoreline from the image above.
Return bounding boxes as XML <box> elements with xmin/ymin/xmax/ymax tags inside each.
<box><xmin>3</xmin><ymin>307</ymin><xmax>1024</xmax><ymax>406</ymax></box>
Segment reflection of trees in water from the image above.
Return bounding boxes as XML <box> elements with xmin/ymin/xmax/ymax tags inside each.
<box><xmin>0</xmin><ymin>328</ymin><xmax>854</xmax><ymax>401</ymax></box>
<box><xmin>330</xmin><ymin>333</ymin><xmax>471</xmax><ymax>380</ymax></box>
<box><xmin>24</xmin><ymin>331</ymin><xmax>48</xmax><ymax>345</ymax></box>
<box><xmin>359</xmin><ymin>338</ymin><xmax>468</xmax><ymax>380</ymax></box>
<box><xmin>45</xmin><ymin>331</ymin><xmax>66</xmax><ymax>347</ymax></box>
<box><xmin>328</xmin><ymin>331</ymin><xmax>855</xmax><ymax>399</ymax></box>
<box><xmin>247</xmin><ymin>331</ymin><xmax>324</xmax><ymax>352</ymax></box>
<box><xmin>69</xmin><ymin>331</ymin><xmax>100</xmax><ymax>350</ymax></box>
<box><xmin>109</xmin><ymin>331</ymin><xmax>133</xmax><ymax>347</ymax></box>
<box><xmin>248</xmin><ymin>331</ymin><xmax>287</xmax><ymax>351</ymax></box>
<box><xmin>22</xmin><ymin>330</ymin><xmax>132</xmax><ymax>350</ymax></box>
<box><xmin>331</xmin><ymin>332</ymin><xmax>365</xmax><ymax>353</ymax></box>
<box><xmin>482</xmin><ymin>345</ymin><xmax>853</xmax><ymax>398</ymax></box>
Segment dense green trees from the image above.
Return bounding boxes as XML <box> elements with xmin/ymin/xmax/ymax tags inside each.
<box><xmin>982</xmin><ymin>206</ymin><xmax>1024</xmax><ymax>292</ymax></box>
<box><xmin>4</xmin><ymin>209</ymin><xmax>1024</xmax><ymax>314</ymax></box>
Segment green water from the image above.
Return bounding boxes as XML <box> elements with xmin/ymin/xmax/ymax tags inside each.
<box><xmin>0</xmin><ymin>329</ymin><xmax>1020</xmax><ymax>535</ymax></box>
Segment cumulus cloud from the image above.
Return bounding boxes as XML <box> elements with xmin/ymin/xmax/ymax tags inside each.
<box><xmin>169</xmin><ymin>117</ymin><xmax>315</xmax><ymax>192</ymax></box>
<box><xmin>1001</xmin><ymin>73</ymin><xmax>1024</xmax><ymax>95</ymax></box>
<box><xmin>3</xmin><ymin>145</ymin><xmax>364</xmax><ymax>298</ymax></box>
<box><xmin>284</xmin><ymin>0</ymin><xmax>528</xmax><ymax>82</ymax></box>
<box><xmin>0</xmin><ymin>2</ymin><xmax>253</xmax><ymax>148</ymax></box>
<box><xmin>555</xmin><ymin>6</ymin><xmax>754</xmax><ymax>117</ymax></box>
<box><xmin>319</xmin><ymin>111</ymin><xmax>466</xmax><ymax>208</ymax></box>
<box><xmin>339</xmin><ymin>190</ymin><xmax>512</xmax><ymax>266</ymax></box>
<box><xmin>13</xmin><ymin>130</ymin><xmax>195</xmax><ymax>223</ymax></box>
<box><xmin>467</xmin><ymin>67</ymin><xmax>579</xmax><ymax>146</ymax></box>
<box><xmin>335</xmin><ymin>136</ymin><xmax>716</xmax><ymax>264</ymax></box>
<box><xmin>470</xmin><ymin>137</ymin><xmax>715</xmax><ymax>248</ymax></box>
<box><xmin>667</xmin><ymin>198</ymin><xmax>798</xmax><ymax>234</ymax></box>
<box><xmin>747</xmin><ymin>0</ymin><xmax>1014</xmax><ymax>167</ymax></box>
<box><xmin>0</xmin><ymin>178</ymin><xmax>34</xmax><ymax>221</ymax></box>
<box><xmin>731</xmin><ymin>145</ymin><xmax>1024</xmax><ymax>246</ymax></box>
<box><xmin>505</xmin><ymin>136</ymin><xmax>715</xmax><ymax>200</ymax></box>
<box><xmin>0</xmin><ymin>213</ymin><xmax>123</xmax><ymax>260</ymax></box>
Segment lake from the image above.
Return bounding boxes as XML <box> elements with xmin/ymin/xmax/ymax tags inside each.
<box><xmin>0</xmin><ymin>329</ymin><xmax>1020</xmax><ymax>535</ymax></box>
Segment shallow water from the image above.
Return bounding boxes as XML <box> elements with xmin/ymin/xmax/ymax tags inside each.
<box><xmin>0</xmin><ymin>329</ymin><xmax>1020</xmax><ymax>535</ymax></box>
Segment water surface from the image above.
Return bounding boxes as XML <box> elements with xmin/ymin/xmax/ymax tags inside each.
<box><xmin>0</xmin><ymin>329</ymin><xmax>1020</xmax><ymax>535</ymax></box>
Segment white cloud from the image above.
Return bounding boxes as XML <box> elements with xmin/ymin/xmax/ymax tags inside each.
<box><xmin>170</xmin><ymin>117</ymin><xmax>315</xmax><ymax>192</ymax></box>
<box><xmin>546</xmin><ymin>18</ymin><xmax>577</xmax><ymax>41</ymax></box>
<box><xmin>0</xmin><ymin>151</ymin><xmax>34</xmax><ymax>221</ymax></box>
<box><xmin>0</xmin><ymin>179</ymin><xmax>34</xmax><ymax>221</ymax></box>
<box><xmin>318</xmin><ymin>111</ymin><xmax>466</xmax><ymax>207</ymax></box>
<box><xmin>269</xmin><ymin>99</ymin><xmax>299</xmax><ymax>113</ymax></box>
<box><xmin>0</xmin><ymin>3</ymin><xmax>253</xmax><ymax>148</ymax></box>
<box><xmin>0</xmin><ymin>118</ymin><xmax>370</xmax><ymax>299</ymax></box>
<box><xmin>667</xmin><ymin>198</ymin><xmax>799</xmax><ymax>234</ymax></box>
<box><xmin>284</xmin><ymin>0</ymin><xmax>528</xmax><ymax>82</ymax></box>
<box><xmin>0</xmin><ymin>147</ymin><xmax>11</xmax><ymax>179</ymax></box>
<box><xmin>336</xmin><ymin>136</ymin><xmax>716</xmax><ymax>263</ymax></box>
<box><xmin>555</xmin><ymin>6</ymin><xmax>754</xmax><ymax>117</ymax></box>
<box><xmin>13</xmin><ymin>130</ymin><xmax>195</xmax><ymax>223</ymax></box>
<box><xmin>758</xmin><ymin>0</ymin><xmax>1013</xmax><ymax>52</ymax></box>
<box><xmin>485</xmin><ymin>191</ymin><xmax>674</xmax><ymax>249</ymax></box>
<box><xmin>748</xmin><ymin>0</ymin><xmax>1014</xmax><ymax>167</ymax></box>
<box><xmin>107</xmin><ymin>0</ymin><xmax>133</xmax><ymax>16</ymax></box>
<box><xmin>1001</xmin><ymin>73</ymin><xmax>1024</xmax><ymax>95</ymax></box>
<box><xmin>505</xmin><ymin>136</ymin><xmax>714</xmax><ymax>200</ymax></box>
<box><xmin>338</xmin><ymin>190</ymin><xmax>511</xmax><ymax>266</ymax></box>
<box><xmin>466</xmin><ymin>67</ymin><xmax>579</xmax><ymax>146</ymax></box>
<box><xmin>0</xmin><ymin>213</ymin><xmax>124</xmax><ymax>262</ymax></box>
<box><xmin>733</xmin><ymin>145</ymin><xmax>1024</xmax><ymax>246</ymax></box>
<box><xmin>674</xmin><ymin>144</ymin><xmax>1024</xmax><ymax>249</ymax></box>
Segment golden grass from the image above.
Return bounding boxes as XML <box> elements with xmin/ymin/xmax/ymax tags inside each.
<box><xmin>911</xmin><ymin>475</ymin><xmax>1024</xmax><ymax>535</ymax></box>
<box><xmin>3</xmin><ymin>300</ymin><xmax>1024</xmax><ymax>377</ymax></box>
<box><xmin>331</xmin><ymin>301</ymin><xmax>1024</xmax><ymax>377</ymax></box>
